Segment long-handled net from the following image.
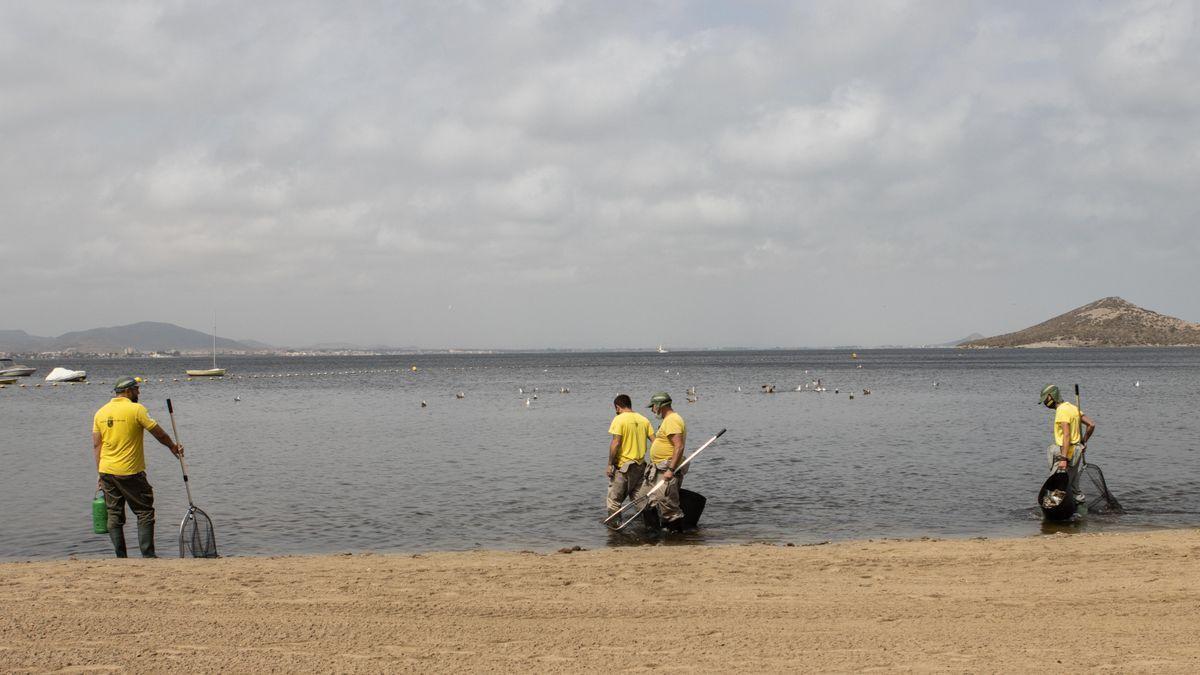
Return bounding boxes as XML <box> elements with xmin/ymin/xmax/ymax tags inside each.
<box><xmin>1070</xmin><ymin>386</ymin><xmax>1124</xmax><ymax>516</ymax></box>
<box><xmin>167</xmin><ymin>399</ymin><xmax>220</xmax><ymax>558</ymax></box>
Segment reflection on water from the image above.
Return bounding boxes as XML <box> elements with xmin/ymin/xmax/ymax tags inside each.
<box><xmin>2</xmin><ymin>348</ymin><xmax>1200</xmax><ymax>560</ymax></box>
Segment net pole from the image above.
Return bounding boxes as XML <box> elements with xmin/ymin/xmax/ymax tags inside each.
<box><xmin>166</xmin><ymin>399</ymin><xmax>194</xmax><ymax>506</ymax></box>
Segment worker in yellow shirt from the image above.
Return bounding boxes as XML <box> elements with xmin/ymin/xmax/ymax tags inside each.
<box><xmin>606</xmin><ymin>394</ymin><xmax>654</xmax><ymax>516</ymax></box>
<box><xmin>1039</xmin><ymin>384</ymin><xmax>1095</xmax><ymax>503</ymax></box>
<box><xmin>645</xmin><ymin>392</ymin><xmax>687</xmax><ymax>525</ymax></box>
<box><xmin>92</xmin><ymin>376</ymin><xmax>184</xmax><ymax>558</ymax></box>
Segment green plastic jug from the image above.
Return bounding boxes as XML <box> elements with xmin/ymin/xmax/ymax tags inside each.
<box><xmin>92</xmin><ymin>490</ymin><xmax>108</xmax><ymax>534</ymax></box>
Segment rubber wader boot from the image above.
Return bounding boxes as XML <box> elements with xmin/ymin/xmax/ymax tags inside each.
<box><xmin>109</xmin><ymin>527</ymin><xmax>128</xmax><ymax>558</ymax></box>
<box><xmin>138</xmin><ymin>522</ymin><xmax>157</xmax><ymax>558</ymax></box>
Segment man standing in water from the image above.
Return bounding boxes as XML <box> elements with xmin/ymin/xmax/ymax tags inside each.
<box><xmin>606</xmin><ymin>394</ymin><xmax>654</xmax><ymax>517</ymax></box>
<box><xmin>646</xmin><ymin>392</ymin><xmax>687</xmax><ymax>526</ymax></box>
<box><xmin>1039</xmin><ymin>384</ymin><xmax>1096</xmax><ymax>503</ymax></box>
<box><xmin>92</xmin><ymin>376</ymin><xmax>184</xmax><ymax>557</ymax></box>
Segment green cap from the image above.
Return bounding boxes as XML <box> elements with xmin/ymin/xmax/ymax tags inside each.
<box><xmin>648</xmin><ymin>392</ymin><xmax>672</xmax><ymax>409</ymax></box>
<box><xmin>113</xmin><ymin>376</ymin><xmax>141</xmax><ymax>393</ymax></box>
<box><xmin>1039</xmin><ymin>383</ymin><xmax>1062</xmax><ymax>404</ymax></box>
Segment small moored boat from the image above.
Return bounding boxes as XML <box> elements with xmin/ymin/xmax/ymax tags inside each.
<box><xmin>45</xmin><ymin>367</ymin><xmax>87</xmax><ymax>383</ymax></box>
<box><xmin>0</xmin><ymin>358</ymin><xmax>37</xmax><ymax>377</ymax></box>
<box><xmin>186</xmin><ymin>317</ymin><xmax>226</xmax><ymax>377</ymax></box>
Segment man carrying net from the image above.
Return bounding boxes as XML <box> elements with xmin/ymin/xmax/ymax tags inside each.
<box><xmin>1039</xmin><ymin>383</ymin><xmax>1096</xmax><ymax>504</ymax></box>
<box><xmin>645</xmin><ymin>392</ymin><xmax>687</xmax><ymax>526</ymax></box>
<box><xmin>92</xmin><ymin>376</ymin><xmax>184</xmax><ymax>558</ymax></box>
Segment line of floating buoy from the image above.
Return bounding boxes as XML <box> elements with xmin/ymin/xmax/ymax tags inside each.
<box><xmin>2</xmin><ymin>366</ymin><xmax>427</xmax><ymax>393</ymax></box>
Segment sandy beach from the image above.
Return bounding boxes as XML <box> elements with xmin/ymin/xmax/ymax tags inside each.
<box><xmin>3</xmin><ymin>529</ymin><xmax>1199</xmax><ymax>672</ymax></box>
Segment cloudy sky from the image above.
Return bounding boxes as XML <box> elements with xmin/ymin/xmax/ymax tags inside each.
<box><xmin>2</xmin><ymin>1</ymin><xmax>1197</xmax><ymax>348</ymax></box>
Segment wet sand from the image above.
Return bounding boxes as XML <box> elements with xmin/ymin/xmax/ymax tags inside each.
<box><xmin>3</xmin><ymin>529</ymin><xmax>1199</xmax><ymax>672</ymax></box>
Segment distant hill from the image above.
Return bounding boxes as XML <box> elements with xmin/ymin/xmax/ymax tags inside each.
<box><xmin>932</xmin><ymin>332</ymin><xmax>985</xmax><ymax>348</ymax></box>
<box><xmin>0</xmin><ymin>330</ymin><xmax>52</xmax><ymax>352</ymax></box>
<box><xmin>962</xmin><ymin>297</ymin><xmax>1200</xmax><ymax>348</ymax></box>
<box><xmin>0</xmin><ymin>321</ymin><xmax>262</xmax><ymax>354</ymax></box>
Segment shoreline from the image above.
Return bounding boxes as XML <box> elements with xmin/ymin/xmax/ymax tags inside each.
<box><xmin>4</xmin><ymin>529</ymin><xmax>1199</xmax><ymax>672</ymax></box>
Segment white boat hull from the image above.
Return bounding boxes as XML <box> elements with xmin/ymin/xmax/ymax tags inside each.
<box><xmin>186</xmin><ymin>369</ymin><xmax>226</xmax><ymax>377</ymax></box>
<box><xmin>45</xmin><ymin>367</ymin><xmax>86</xmax><ymax>382</ymax></box>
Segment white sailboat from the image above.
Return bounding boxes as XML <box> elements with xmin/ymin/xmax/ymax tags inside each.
<box><xmin>186</xmin><ymin>318</ymin><xmax>226</xmax><ymax>377</ymax></box>
<box><xmin>657</xmin><ymin>344</ymin><xmax>669</xmax><ymax>354</ymax></box>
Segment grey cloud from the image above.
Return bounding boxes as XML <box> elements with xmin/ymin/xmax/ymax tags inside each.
<box><xmin>2</xmin><ymin>1</ymin><xmax>1198</xmax><ymax>348</ymax></box>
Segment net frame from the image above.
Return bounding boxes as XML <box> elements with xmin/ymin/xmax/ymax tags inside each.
<box><xmin>179</xmin><ymin>505</ymin><xmax>220</xmax><ymax>558</ymax></box>
<box><xmin>1083</xmin><ymin>463</ymin><xmax>1124</xmax><ymax>514</ymax></box>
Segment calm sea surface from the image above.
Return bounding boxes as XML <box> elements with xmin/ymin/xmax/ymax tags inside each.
<box><xmin>2</xmin><ymin>349</ymin><xmax>1199</xmax><ymax>560</ymax></box>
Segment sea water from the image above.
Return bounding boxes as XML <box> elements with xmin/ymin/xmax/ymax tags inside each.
<box><xmin>2</xmin><ymin>348</ymin><xmax>1198</xmax><ymax>560</ymax></box>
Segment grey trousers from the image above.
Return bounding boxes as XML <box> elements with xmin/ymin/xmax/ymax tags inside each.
<box><xmin>644</xmin><ymin>460</ymin><xmax>686</xmax><ymax>523</ymax></box>
<box><xmin>606</xmin><ymin>462</ymin><xmax>646</xmax><ymax>515</ymax></box>
<box><xmin>1046</xmin><ymin>444</ymin><xmax>1083</xmax><ymax>499</ymax></box>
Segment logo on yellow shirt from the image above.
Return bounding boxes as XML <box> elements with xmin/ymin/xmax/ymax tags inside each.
<box><xmin>106</xmin><ymin>416</ymin><xmax>113</xmax><ymax>428</ymax></box>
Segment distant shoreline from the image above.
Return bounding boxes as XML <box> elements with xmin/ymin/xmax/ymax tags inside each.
<box><xmin>10</xmin><ymin>344</ymin><xmax>1200</xmax><ymax>359</ymax></box>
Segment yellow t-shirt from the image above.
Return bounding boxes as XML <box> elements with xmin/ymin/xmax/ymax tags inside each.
<box><xmin>608</xmin><ymin>411</ymin><xmax>653</xmax><ymax>467</ymax></box>
<box><xmin>1053</xmin><ymin>401</ymin><xmax>1082</xmax><ymax>448</ymax></box>
<box><xmin>650</xmin><ymin>411</ymin><xmax>686</xmax><ymax>464</ymax></box>
<box><xmin>93</xmin><ymin>397</ymin><xmax>159</xmax><ymax>475</ymax></box>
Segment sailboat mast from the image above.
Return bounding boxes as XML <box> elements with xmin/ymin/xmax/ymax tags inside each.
<box><xmin>211</xmin><ymin>315</ymin><xmax>217</xmax><ymax>369</ymax></box>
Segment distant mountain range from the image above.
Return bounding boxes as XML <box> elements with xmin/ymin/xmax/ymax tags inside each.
<box><xmin>0</xmin><ymin>322</ymin><xmax>262</xmax><ymax>354</ymax></box>
<box><xmin>962</xmin><ymin>297</ymin><xmax>1200</xmax><ymax>348</ymax></box>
